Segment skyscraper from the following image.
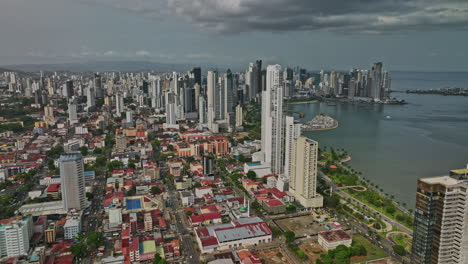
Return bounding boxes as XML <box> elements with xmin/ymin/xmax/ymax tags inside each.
<box><xmin>191</xmin><ymin>67</ymin><xmax>202</xmax><ymax>86</ymax></box>
<box><xmin>261</xmin><ymin>65</ymin><xmax>284</xmax><ymax>174</ymax></box>
<box><xmin>224</xmin><ymin>69</ymin><xmax>234</xmax><ymax>119</ymax></box>
<box><xmin>68</xmin><ymin>99</ymin><xmax>78</xmax><ymax>124</ymax></box>
<box><xmin>86</xmin><ymin>86</ymin><xmax>95</xmax><ymax>110</ymax></box>
<box><xmin>207</xmin><ymin>70</ymin><xmax>218</xmax><ymax>126</ymax></box>
<box><xmin>115</xmin><ymin>93</ymin><xmax>124</xmax><ymax>117</ymax></box>
<box><xmin>289</xmin><ymin>136</ymin><xmax>323</xmax><ymax>208</ymax></box>
<box><xmin>44</xmin><ymin>104</ymin><xmax>55</xmax><ymax>123</ymax></box>
<box><xmin>63</xmin><ymin>80</ymin><xmax>74</xmax><ymax>98</ymax></box>
<box><xmin>94</xmin><ymin>73</ymin><xmax>104</xmax><ymax>98</ymax></box>
<box><xmin>369</xmin><ymin>62</ymin><xmax>383</xmax><ymax>101</ymax></box>
<box><xmin>165</xmin><ymin>92</ymin><xmax>177</xmax><ymax>125</ymax></box>
<box><xmin>60</xmin><ymin>152</ymin><xmax>86</xmax><ymax>211</ymax></box>
<box><xmin>412</xmin><ymin>172</ymin><xmax>468</xmax><ymax>264</ymax></box>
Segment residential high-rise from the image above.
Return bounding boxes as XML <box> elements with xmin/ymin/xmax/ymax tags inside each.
<box><xmin>207</xmin><ymin>70</ymin><xmax>218</xmax><ymax>126</ymax></box>
<box><xmin>60</xmin><ymin>152</ymin><xmax>86</xmax><ymax>211</ymax></box>
<box><xmin>63</xmin><ymin>80</ymin><xmax>74</xmax><ymax>98</ymax></box>
<box><xmin>235</xmin><ymin>104</ymin><xmax>243</xmax><ymax>128</ymax></box>
<box><xmin>165</xmin><ymin>92</ymin><xmax>177</xmax><ymax>125</ymax></box>
<box><xmin>261</xmin><ymin>65</ymin><xmax>284</xmax><ymax>174</ymax></box>
<box><xmin>86</xmin><ymin>86</ymin><xmax>95</xmax><ymax>110</ymax></box>
<box><xmin>289</xmin><ymin>136</ymin><xmax>323</xmax><ymax>208</ymax></box>
<box><xmin>412</xmin><ymin>172</ymin><xmax>468</xmax><ymax>264</ymax></box>
<box><xmin>44</xmin><ymin>105</ymin><xmax>55</xmax><ymax>123</ymax></box>
<box><xmin>284</xmin><ymin>116</ymin><xmax>302</xmax><ymax>178</ymax></box>
<box><xmin>68</xmin><ymin>99</ymin><xmax>78</xmax><ymax>124</ymax></box>
<box><xmin>198</xmin><ymin>95</ymin><xmax>206</xmax><ymax>124</ymax></box>
<box><xmin>0</xmin><ymin>217</ymin><xmax>32</xmax><ymax>258</ymax></box>
<box><xmin>115</xmin><ymin>93</ymin><xmax>124</xmax><ymax>117</ymax></box>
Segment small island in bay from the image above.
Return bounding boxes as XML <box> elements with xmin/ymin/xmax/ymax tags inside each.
<box><xmin>302</xmin><ymin>113</ymin><xmax>339</xmax><ymax>131</ymax></box>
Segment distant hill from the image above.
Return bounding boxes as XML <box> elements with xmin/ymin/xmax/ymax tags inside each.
<box><xmin>0</xmin><ymin>60</ymin><xmax>203</xmax><ymax>73</ymax></box>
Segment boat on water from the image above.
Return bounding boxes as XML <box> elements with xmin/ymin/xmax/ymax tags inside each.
<box><xmin>386</xmin><ymin>115</ymin><xmax>392</xmax><ymax>119</ymax></box>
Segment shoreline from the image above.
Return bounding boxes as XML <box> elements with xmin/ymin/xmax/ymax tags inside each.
<box><xmin>285</xmin><ymin>100</ymin><xmax>318</xmax><ymax>105</ymax></box>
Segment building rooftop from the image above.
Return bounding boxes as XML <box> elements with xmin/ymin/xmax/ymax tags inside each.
<box><xmin>319</xmin><ymin>229</ymin><xmax>351</xmax><ymax>242</ymax></box>
<box><xmin>420</xmin><ymin>176</ymin><xmax>459</xmax><ymax>186</ymax></box>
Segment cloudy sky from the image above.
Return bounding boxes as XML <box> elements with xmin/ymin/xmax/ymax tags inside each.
<box><xmin>1</xmin><ymin>0</ymin><xmax>467</xmax><ymax>71</ymax></box>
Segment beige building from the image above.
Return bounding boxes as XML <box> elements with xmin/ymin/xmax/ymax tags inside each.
<box><xmin>318</xmin><ymin>229</ymin><xmax>352</xmax><ymax>251</ymax></box>
<box><xmin>289</xmin><ymin>136</ymin><xmax>323</xmax><ymax>208</ymax></box>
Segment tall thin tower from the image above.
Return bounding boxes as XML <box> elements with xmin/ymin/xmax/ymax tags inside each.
<box><xmin>60</xmin><ymin>152</ymin><xmax>86</xmax><ymax>211</ymax></box>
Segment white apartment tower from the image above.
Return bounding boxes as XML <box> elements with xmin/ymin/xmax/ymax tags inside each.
<box><xmin>284</xmin><ymin>116</ymin><xmax>302</xmax><ymax>178</ymax></box>
<box><xmin>289</xmin><ymin>136</ymin><xmax>323</xmax><ymax>208</ymax></box>
<box><xmin>261</xmin><ymin>65</ymin><xmax>284</xmax><ymax>174</ymax></box>
<box><xmin>115</xmin><ymin>93</ymin><xmax>124</xmax><ymax>117</ymax></box>
<box><xmin>60</xmin><ymin>152</ymin><xmax>86</xmax><ymax>211</ymax></box>
<box><xmin>0</xmin><ymin>218</ymin><xmax>32</xmax><ymax>258</ymax></box>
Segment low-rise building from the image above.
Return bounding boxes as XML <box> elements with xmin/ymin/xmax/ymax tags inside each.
<box><xmin>195</xmin><ymin>217</ymin><xmax>272</xmax><ymax>253</ymax></box>
<box><xmin>318</xmin><ymin>229</ymin><xmax>352</xmax><ymax>251</ymax></box>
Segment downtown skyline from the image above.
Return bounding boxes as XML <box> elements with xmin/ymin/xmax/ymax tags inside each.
<box><xmin>1</xmin><ymin>0</ymin><xmax>468</xmax><ymax>71</ymax></box>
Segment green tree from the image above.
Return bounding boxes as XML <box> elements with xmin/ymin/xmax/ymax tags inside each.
<box><xmin>93</xmin><ymin>148</ymin><xmax>103</xmax><ymax>154</ymax></box>
<box><xmin>79</xmin><ymin>146</ymin><xmax>88</xmax><ymax>156</ymax></box>
<box><xmin>151</xmin><ymin>186</ymin><xmax>161</xmax><ymax>195</ymax></box>
<box><xmin>393</xmin><ymin>245</ymin><xmax>406</xmax><ymax>256</ymax></box>
<box><xmin>247</xmin><ymin>170</ymin><xmax>256</xmax><ymax>180</ymax></box>
<box><xmin>284</xmin><ymin>231</ymin><xmax>296</xmax><ymax>244</ymax></box>
<box><xmin>185</xmin><ymin>210</ymin><xmax>193</xmax><ymax>216</ymax></box>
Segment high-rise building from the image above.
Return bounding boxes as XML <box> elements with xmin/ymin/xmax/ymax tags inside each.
<box><xmin>198</xmin><ymin>95</ymin><xmax>206</xmax><ymax>124</ymax></box>
<box><xmin>94</xmin><ymin>73</ymin><xmax>104</xmax><ymax>98</ymax></box>
<box><xmin>165</xmin><ymin>92</ymin><xmax>177</xmax><ymax>125</ymax></box>
<box><xmin>203</xmin><ymin>156</ymin><xmax>213</xmax><ymax>176</ymax></box>
<box><xmin>191</xmin><ymin>67</ymin><xmax>202</xmax><ymax>86</ymax></box>
<box><xmin>60</xmin><ymin>152</ymin><xmax>86</xmax><ymax>211</ymax></box>
<box><xmin>207</xmin><ymin>70</ymin><xmax>218</xmax><ymax>126</ymax></box>
<box><xmin>44</xmin><ymin>105</ymin><xmax>55</xmax><ymax>123</ymax></box>
<box><xmin>115</xmin><ymin>93</ymin><xmax>124</xmax><ymax>117</ymax></box>
<box><xmin>261</xmin><ymin>65</ymin><xmax>284</xmax><ymax>174</ymax></box>
<box><xmin>412</xmin><ymin>172</ymin><xmax>468</xmax><ymax>264</ymax></box>
<box><xmin>86</xmin><ymin>86</ymin><xmax>95</xmax><ymax>110</ymax></box>
<box><xmin>284</xmin><ymin>116</ymin><xmax>302</xmax><ymax>178</ymax></box>
<box><xmin>235</xmin><ymin>104</ymin><xmax>243</xmax><ymax>128</ymax></box>
<box><xmin>63</xmin><ymin>80</ymin><xmax>74</xmax><ymax>98</ymax></box>
<box><xmin>289</xmin><ymin>136</ymin><xmax>323</xmax><ymax>208</ymax></box>
<box><xmin>126</xmin><ymin>110</ymin><xmax>133</xmax><ymax>124</ymax></box>
<box><xmin>0</xmin><ymin>217</ymin><xmax>32</xmax><ymax>258</ymax></box>
<box><xmin>369</xmin><ymin>62</ymin><xmax>383</xmax><ymax>101</ymax></box>
<box><xmin>68</xmin><ymin>99</ymin><xmax>78</xmax><ymax>124</ymax></box>
<box><xmin>224</xmin><ymin>69</ymin><xmax>234</xmax><ymax>119</ymax></box>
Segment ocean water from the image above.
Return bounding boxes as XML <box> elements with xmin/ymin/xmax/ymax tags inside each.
<box><xmin>288</xmin><ymin>71</ymin><xmax>468</xmax><ymax>207</ymax></box>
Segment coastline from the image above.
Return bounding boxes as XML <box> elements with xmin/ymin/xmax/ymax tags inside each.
<box><xmin>285</xmin><ymin>100</ymin><xmax>318</xmax><ymax>105</ymax></box>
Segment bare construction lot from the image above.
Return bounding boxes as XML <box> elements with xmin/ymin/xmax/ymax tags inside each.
<box><xmin>275</xmin><ymin>215</ymin><xmax>324</xmax><ymax>238</ymax></box>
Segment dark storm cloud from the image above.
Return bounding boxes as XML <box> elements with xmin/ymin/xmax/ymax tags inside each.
<box><xmin>81</xmin><ymin>0</ymin><xmax>468</xmax><ymax>33</ymax></box>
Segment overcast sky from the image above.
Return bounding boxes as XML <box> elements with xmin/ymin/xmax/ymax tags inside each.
<box><xmin>1</xmin><ymin>0</ymin><xmax>467</xmax><ymax>71</ymax></box>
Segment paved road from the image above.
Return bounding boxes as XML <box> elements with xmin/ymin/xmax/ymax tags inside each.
<box><xmin>167</xmin><ymin>180</ymin><xmax>200</xmax><ymax>264</ymax></box>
